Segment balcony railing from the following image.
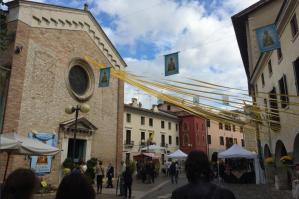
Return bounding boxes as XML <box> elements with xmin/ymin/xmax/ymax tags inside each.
<box><xmin>124</xmin><ymin>140</ymin><xmax>134</xmax><ymax>148</ymax></box>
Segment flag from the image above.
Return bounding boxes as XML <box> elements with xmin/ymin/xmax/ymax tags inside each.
<box><xmin>222</xmin><ymin>95</ymin><xmax>229</xmax><ymax>106</ymax></box>
<box><xmin>98</xmin><ymin>67</ymin><xmax>110</xmax><ymax>87</ymax></box>
<box><xmin>193</xmin><ymin>96</ymin><xmax>200</xmax><ymax>104</ymax></box>
<box><xmin>165</xmin><ymin>52</ymin><xmax>179</xmax><ymax>76</ymax></box>
<box><xmin>256</xmin><ymin>24</ymin><xmax>280</xmax><ymax>52</ymax></box>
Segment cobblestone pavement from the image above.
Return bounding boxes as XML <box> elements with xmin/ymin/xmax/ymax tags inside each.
<box><xmin>34</xmin><ymin>175</ymin><xmax>293</xmax><ymax>199</ymax></box>
<box><xmin>141</xmin><ymin>176</ymin><xmax>293</xmax><ymax>199</ymax></box>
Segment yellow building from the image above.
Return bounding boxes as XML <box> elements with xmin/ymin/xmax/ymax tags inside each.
<box><xmin>232</xmin><ymin>0</ymin><xmax>299</xmax><ymax>164</ymax></box>
<box><xmin>123</xmin><ymin>98</ymin><xmax>179</xmax><ymax>163</ymax></box>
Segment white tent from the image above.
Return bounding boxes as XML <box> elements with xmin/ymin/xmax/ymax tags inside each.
<box><xmin>0</xmin><ymin>132</ymin><xmax>59</xmax><ymax>155</ymax></box>
<box><xmin>0</xmin><ymin>136</ymin><xmax>19</xmax><ymax>150</ymax></box>
<box><xmin>167</xmin><ymin>149</ymin><xmax>187</xmax><ymax>159</ymax></box>
<box><xmin>0</xmin><ymin>132</ymin><xmax>59</xmax><ymax>180</ymax></box>
<box><xmin>218</xmin><ymin>144</ymin><xmax>257</xmax><ymax>159</ymax></box>
<box><xmin>218</xmin><ymin>144</ymin><xmax>265</xmax><ymax>185</ymax></box>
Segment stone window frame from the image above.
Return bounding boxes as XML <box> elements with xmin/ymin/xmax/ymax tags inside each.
<box><xmin>65</xmin><ymin>58</ymin><xmax>95</xmax><ymax>102</ymax></box>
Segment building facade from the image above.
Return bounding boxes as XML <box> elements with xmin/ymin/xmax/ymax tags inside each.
<box><xmin>123</xmin><ymin>99</ymin><xmax>179</xmax><ymax>164</ymax></box>
<box><xmin>0</xmin><ymin>1</ymin><xmax>125</xmax><ymax>184</ymax></box>
<box><xmin>207</xmin><ymin>119</ymin><xmax>245</xmax><ymax>159</ymax></box>
<box><xmin>232</xmin><ymin>0</ymin><xmax>299</xmax><ymax>164</ymax></box>
<box><xmin>158</xmin><ymin>103</ymin><xmax>208</xmax><ymax>155</ymax></box>
<box><xmin>158</xmin><ymin>102</ymin><xmax>245</xmax><ymax>158</ymax></box>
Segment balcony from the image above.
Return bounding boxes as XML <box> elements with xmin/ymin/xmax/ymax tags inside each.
<box><xmin>140</xmin><ymin>141</ymin><xmax>146</xmax><ymax>147</ymax></box>
<box><xmin>124</xmin><ymin>140</ymin><xmax>134</xmax><ymax>148</ymax></box>
<box><xmin>161</xmin><ymin>143</ymin><xmax>168</xmax><ymax>147</ymax></box>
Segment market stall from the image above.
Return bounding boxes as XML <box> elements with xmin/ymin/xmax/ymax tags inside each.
<box><xmin>218</xmin><ymin>144</ymin><xmax>265</xmax><ymax>184</ymax></box>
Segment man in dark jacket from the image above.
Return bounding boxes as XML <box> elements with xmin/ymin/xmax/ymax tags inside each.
<box><xmin>106</xmin><ymin>163</ymin><xmax>114</xmax><ymax>188</ymax></box>
<box><xmin>171</xmin><ymin>151</ymin><xmax>236</xmax><ymax>199</ymax></box>
<box><xmin>123</xmin><ymin>166</ymin><xmax>133</xmax><ymax>199</ymax></box>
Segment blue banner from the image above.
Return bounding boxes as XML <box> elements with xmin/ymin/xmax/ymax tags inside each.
<box><xmin>28</xmin><ymin>133</ymin><xmax>57</xmax><ymax>175</ymax></box>
<box><xmin>99</xmin><ymin>67</ymin><xmax>111</xmax><ymax>87</ymax></box>
<box><xmin>256</xmin><ymin>24</ymin><xmax>280</xmax><ymax>52</ymax></box>
<box><xmin>165</xmin><ymin>52</ymin><xmax>179</xmax><ymax>76</ymax></box>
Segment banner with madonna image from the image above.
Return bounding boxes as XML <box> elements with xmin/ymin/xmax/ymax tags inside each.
<box><xmin>99</xmin><ymin>67</ymin><xmax>111</xmax><ymax>87</ymax></box>
<box><xmin>28</xmin><ymin>132</ymin><xmax>57</xmax><ymax>175</ymax></box>
<box><xmin>165</xmin><ymin>52</ymin><xmax>179</xmax><ymax>76</ymax></box>
<box><xmin>256</xmin><ymin>24</ymin><xmax>280</xmax><ymax>53</ymax></box>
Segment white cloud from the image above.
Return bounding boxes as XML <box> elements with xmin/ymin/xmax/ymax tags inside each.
<box><xmin>90</xmin><ymin>0</ymin><xmax>258</xmax><ymax>108</ymax></box>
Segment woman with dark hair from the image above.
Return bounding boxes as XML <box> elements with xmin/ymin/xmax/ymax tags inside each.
<box><xmin>55</xmin><ymin>173</ymin><xmax>95</xmax><ymax>199</ymax></box>
<box><xmin>1</xmin><ymin>168</ymin><xmax>38</xmax><ymax>199</ymax></box>
<box><xmin>172</xmin><ymin>150</ymin><xmax>236</xmax><ymax>199</ymax></box>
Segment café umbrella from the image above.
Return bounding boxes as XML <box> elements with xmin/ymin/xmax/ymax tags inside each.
<box><xmin>0</xmin><ymin>132</ymin><xmax>59</xmax><ymax>180</ymax></box>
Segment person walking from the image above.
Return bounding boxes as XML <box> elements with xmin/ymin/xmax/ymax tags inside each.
<box><xmin>171</xmin><ymin>150</ymin><xmax>236</xmax><ymax>199</ymax></box>
<box><xmin>119</xmin><ymin>161</ymin><xmax>126</xmax><ymax>196</ymax></box>
<box><xmin>169</xmin><ymin>161</ymin><xmax>176</xmax><ymax>184</ymax></box>
<box><xmin>123</xmin><ymin>166</ymin><xmax>133</xmax><ymax>199</ymax></box>
<box><xmin>1</xmin><ymin>168</ymin><xmax>38</xmax><ymax>199</ymax></box>
<box><xmin>174</xmin><ymin>161</ymin><xmax>179</xmax><ymax>184</ymax></box>
<box><xmin>106</xmin><ymin>163</ymin><xmax>114</xmax><ymax>188</ymax></box>
<box><xmin>150</xmin><ymin>161</ymin><xmax>155</xmax><ymax>184</ymax></box>
<box><xmin>55</xmin><ymin>173</ymin><xmax>95</xmax><ymax>199</ymax></box>
<box><xmin>95</xmin><ymin>160</ymin><xmax>104</xmax><ymax>194</ymax></box>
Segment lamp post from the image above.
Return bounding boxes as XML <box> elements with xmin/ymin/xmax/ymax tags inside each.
<box><xmin>65</xmin><ymin>103</ymin><xmax>90</xmax><ymax>162</ymax></box>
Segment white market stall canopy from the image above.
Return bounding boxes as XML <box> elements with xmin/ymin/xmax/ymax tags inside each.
<box><xmin>167</xmin><ymin>149</ymin><xmax>188</xmax><ymax>159</ymax></box>
<box><xmin>0</xmin><ymin>135</ymin><xmax>19</xmax><ymax>150</ymax></box>
<box><xmin>218</xmin><ymin>144</ymin><xmax>257</xmax><ymax>159</ymax></box>
<box><xmin>0</xmin><ymin>132</ymin><xmax>59</xmax><ymax>155</ymax></box>
<box><xmin>218</xmin><ymin>144</ymin><xmax>265</xmax><ymax>185</ymax></box>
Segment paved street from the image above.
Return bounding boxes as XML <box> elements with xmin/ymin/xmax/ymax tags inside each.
<box><xmin>142</xmin><ymin>175</ymin><xmax>293</xmax><ymax>199</ymax></box>
<box><xmin>34</xmin><ymin>174</ymin><xmax>293</xmax><ymax>199</ymax></box>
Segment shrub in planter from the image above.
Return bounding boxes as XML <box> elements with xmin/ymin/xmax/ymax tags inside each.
<box><xmin>265</xmin><ymin>157</ymin><xmax>274</xmax><ymax>165</ymax></box>
<box><xmin>280</xmin><ymin>156</ymin><xmax>293</xmax><ymax>165</ymax></box>
<box><xmin>62</xmin><ymin>158</ymin><xmax>74</xmax><ymax>170</ymax></box>
<box><xmin>84</xmin><ymin>158</ymin><xmax>98</xmax><ymax>184</ymax></box>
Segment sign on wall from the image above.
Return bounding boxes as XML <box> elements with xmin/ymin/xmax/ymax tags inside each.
<box><xmin>98</xmin><ymin>67</ymin><xmax>111</xmax><ymax>87</ymax></box>
<box><xmin>165</xmin><ymin>52</ymin><xmax>179</xmax><ymax>76</ymax></box>
<box><xmin>256</xmin><ymin>24</ymin><xmax>280</xmax><ymax>53</ymax></box>
<box><xmin>28</xmin><ymin>132</ymin><xmax>57</xmax><ymax>175</ymax></box>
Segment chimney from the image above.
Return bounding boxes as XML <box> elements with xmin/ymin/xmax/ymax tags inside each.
<box><xmin>83</xmin><ymin>3</ymin><xmax>88</xmax><ymax>11</ymax></box>
<box><xmin>152</xmin><ymin>105</ymin><xmax>159</xmax><ymax>112</ymax></box>
<box><xmin>131</xmin><ymin>98</ymin><xmax>138</xmax><ymax>107</ymax></box>
<box><xmin>138</xmin><ymin>102</ymin><xmax>142</xmax><ymax>108</ymax></box>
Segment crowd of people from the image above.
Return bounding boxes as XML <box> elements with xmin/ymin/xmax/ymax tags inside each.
<box><xmin>0</xmin><ymin>151</ymin><xmax>236</xmax><ymax>199</ymax></box>
<box><xmin>136</xmin><ymin>160</ymin><xmax>158</xmax><ymax>184</ymax></box>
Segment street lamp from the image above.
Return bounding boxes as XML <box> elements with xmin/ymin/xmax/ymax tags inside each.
<box><xmin>65</xmin><ymin>104</ymin><xmax>90</xmax><ymax>162</ymax></box>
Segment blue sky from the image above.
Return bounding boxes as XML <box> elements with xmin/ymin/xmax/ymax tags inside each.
<box><xmin>4</xmin><ymin>0</ymin><xmax>258</xmax><ymax>108</ymax></box>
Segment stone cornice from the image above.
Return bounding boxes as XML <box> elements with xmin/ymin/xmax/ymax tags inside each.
<box><xmin>6</xmin><ymin>0</ymin><xmax>127</xmax><ymax>69</ymax></box>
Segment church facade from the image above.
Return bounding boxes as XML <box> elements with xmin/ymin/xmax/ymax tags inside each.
<box><xmin>0</xmin><ymin>0</ymin><xmax>125</xmax><ymax>184</ymax></box>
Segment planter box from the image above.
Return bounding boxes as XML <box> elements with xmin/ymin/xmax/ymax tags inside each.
<box><xmin>265</xmin><ymin>165</ymin><xmax>275</xmax><ymax>184</ymax></box>
<box><xmin>275</xmin><ymin>168</ymin><xmax>290</xmax><ymax>190</ymax></box>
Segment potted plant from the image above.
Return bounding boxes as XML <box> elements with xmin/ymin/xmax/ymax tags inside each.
<box><xmin>275</xmin><ymin>156</ymin><xmax>293</xmax><ymax>190</ymax></box>
<box><xmin>264</xmin><ymin>157</ymin><xmax>275</xmax><ymax>184</ymax></box>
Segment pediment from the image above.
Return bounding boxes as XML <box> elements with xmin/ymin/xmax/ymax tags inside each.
<box><xmin>6</xmin><ymin>0</ymin><xmax>126</xmax><ymax>69</ymax></box>
<box><xmin>60</xmin><ymin>117</ymin><xmax>97</xmax><ymax>134</ymax></box>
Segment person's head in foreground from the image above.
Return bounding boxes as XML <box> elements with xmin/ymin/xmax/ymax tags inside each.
<box><xmin>55</xmin><ymin>173</ymin><xmax>95</xmax><ymax>199</ymax></box>
<box><xmin>2</xmin><ymin>168</ymin><xmax>38</xmax><ymax>199</ymax></box>
<box><xmin>185</xmin><ymin>150</ymin><xmax>212</xmax><ymax>183</ymax></box>
<box><xmin>171</xmin><ymin>150</ymin><xmax>236</xmax><ymax>199</ymax></box>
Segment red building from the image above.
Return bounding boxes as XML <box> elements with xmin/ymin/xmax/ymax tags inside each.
<box><xmin>158</xmin><ymin>103</ymin><xmax>208</xmax><ymax>154</ymax></box>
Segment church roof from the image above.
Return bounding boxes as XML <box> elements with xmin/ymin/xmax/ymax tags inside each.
<box><xmin>6</xmin><ymin>0</ymin><xmax>127</xmax><ymax>69</ymax></box>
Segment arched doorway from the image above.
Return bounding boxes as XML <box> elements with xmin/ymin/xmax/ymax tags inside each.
<box><xmin>275</xmin><ymin>140</ymin><xmax>287</xmax><ymax>165</ymax></box>
<box><xmin>293</xmin><ymin>133</ymin><xmax>299</xmax><ymax>164</ymax></box>
<box><xmin>264</xmin><ymin>144</ymin><xmax>272</xmax><ymax>158</ymax></box>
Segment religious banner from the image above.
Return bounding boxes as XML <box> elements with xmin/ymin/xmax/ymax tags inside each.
<box><xmin>28</xmin><ymin>132</ymin><xmax>57</xmax><ymax>175</ymax></box>
<box><xmin>98</xmin><ymin>67</ymin><xmax>110</xmax><ymax>87</ymax></box>
<box><xmin>222</xmin><ymin>95</ymin><xmax>229</xmax><ymax>106</ymax></box>
<box><xmin>193</xmin><ymin>96</ymin><xmax>200</xmax><ymax>104</ymax></box>
<box><xmin>256</xmin><ymin>24</ymin><xmax>280</xmax><ymax>52</ymax></box>
<box><xmin>165</xmin><ymin>52</ymin><xmax>179</xmax><ymax>76</ymax></box>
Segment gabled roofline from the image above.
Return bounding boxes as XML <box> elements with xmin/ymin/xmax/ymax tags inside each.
<box><xmin>6</xmin><ymin>0</ymin><xmax>127</xmax><ymax>67</ymax></box>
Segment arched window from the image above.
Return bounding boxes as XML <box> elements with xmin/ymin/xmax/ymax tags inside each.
<box><xmin>183</xmin><ymin>134</ymin><xmax>189</xmax><ymax>146</ymax></box>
